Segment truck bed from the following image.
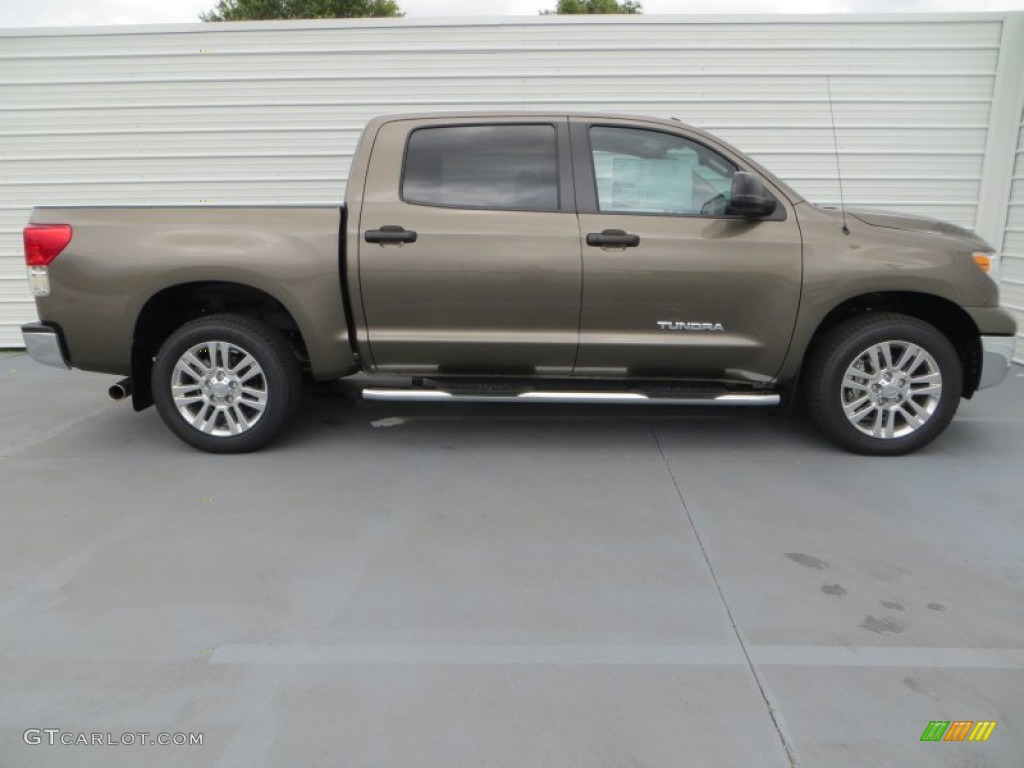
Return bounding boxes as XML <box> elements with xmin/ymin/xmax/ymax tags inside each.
<box><xmin>30</xmin><ymin>205</ymin><xmax>357</xmax><ymax>380</ymax></box>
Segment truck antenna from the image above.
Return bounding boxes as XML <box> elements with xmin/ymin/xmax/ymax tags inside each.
<box><xmin>826</xmin><ymin>75</ymin><xmax>850</xmax><ymax>235</ymax></box>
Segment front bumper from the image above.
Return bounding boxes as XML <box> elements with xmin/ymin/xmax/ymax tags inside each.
<box><xmin>978</xmin><ymin>335</ymin><xmax>1016</xmax><ymax>390</ymax></box>
<box><xmin>21</xmin><ymin>323</ymin><xmax>70</xmax><ymax>370</ymax></box>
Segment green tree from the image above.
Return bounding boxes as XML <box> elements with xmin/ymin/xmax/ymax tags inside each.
<box><xmin>201</xmin><ymin>0</ymin><xmax>402</xmax><ymax>22</ymax></box>
<box><xmin>540</xmin><ymin>0</ymin><xmax>642</xmax><ymax>13</ymax></box>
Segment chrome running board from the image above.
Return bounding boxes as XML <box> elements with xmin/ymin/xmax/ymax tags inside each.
<box><xmin>362</xmin><ymin>389</ymin><xmax>780</xmax><ymax>407</ymax></box>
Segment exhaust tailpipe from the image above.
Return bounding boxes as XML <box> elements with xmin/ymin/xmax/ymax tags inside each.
<box><xmin>108</xmin><ymin>377</ymin><xmax>132</xmax><ymax>401</ymax></box>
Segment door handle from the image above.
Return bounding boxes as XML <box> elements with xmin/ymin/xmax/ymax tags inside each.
<box><xmin>365</xmin><ymin>225</ymin><xmax>418</xmax><ymax>244</ymax></box>
<box><xmin>586</xmin><ymin>229</ymin><xmax>640</xmax><ymax>248</ymax></box>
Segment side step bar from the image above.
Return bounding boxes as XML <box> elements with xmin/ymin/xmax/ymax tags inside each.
<box><xmin>362</xmin><ymin>389</ymin><xmax>780</xmax><ymax>407</ymax></box>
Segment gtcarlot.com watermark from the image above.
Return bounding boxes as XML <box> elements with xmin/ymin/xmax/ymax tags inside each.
<box><xmin>24</xmin><ymin>729</ymin><xmax>203</xmax><ymax>747</ymax></box>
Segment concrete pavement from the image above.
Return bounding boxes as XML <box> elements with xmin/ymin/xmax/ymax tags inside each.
<box><xmin>1</xmin><ymin>356</ymin><xmax>1022</xmax><ymax>767</ymax></box>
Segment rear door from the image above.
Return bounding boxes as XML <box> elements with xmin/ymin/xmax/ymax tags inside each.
<box><xmin>357</xmin><ymin>118</ymin><xmax>582</xmax><ymax>376</ymax></box>
<box><xmin>570</xmin><ymin>118</ymin><xmax>803</xmax><ymax>382</ymax></box>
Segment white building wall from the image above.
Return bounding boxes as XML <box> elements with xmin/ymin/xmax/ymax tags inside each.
<box><xmin>1004</xmin><ymin>105</ymin><xmax>1024</xmax><ymax>360</ymax></box>
<box><xmin>0</xmin><ymin>13</ymin><xmax>1021</xmax><ymax>349</ymax></box>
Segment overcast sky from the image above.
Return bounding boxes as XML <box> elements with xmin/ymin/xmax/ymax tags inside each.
<box><xmin>1</xmin><ymin>0</ymin><xmax>1022</xmax><ymax>28</ymax></box>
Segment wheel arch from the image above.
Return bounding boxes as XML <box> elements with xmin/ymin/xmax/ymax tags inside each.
<box><xmin>797</xmin><ymin>291</ymin><xmax>982</xmax><ymax>399</ymax></box>
<box><xmin>131</xmin><ymin>281</ymin><xmax>310</xmax><ymax>411</ymax></box>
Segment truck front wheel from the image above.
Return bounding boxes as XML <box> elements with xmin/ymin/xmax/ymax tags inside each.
<box><xmin>806</xmin><ymin>313</ymin><xmax>963</xmax><ymax>455</ymax></box>
<box><xmin>152</xmin><ymin>314</ymin><xmax>301</xmax><ymax>453</ymax></box>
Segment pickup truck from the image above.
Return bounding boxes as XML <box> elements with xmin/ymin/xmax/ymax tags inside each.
<box><xmin>21</xmin><ymin>112</ymin><xmax>1017</xmax><ymax>455</ymax></box>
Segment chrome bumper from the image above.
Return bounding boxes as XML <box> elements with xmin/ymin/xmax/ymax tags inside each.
<box><xmin>978</xmin><ymin>335</ymin><xmax>1016</xmax><ymax>390</ymax></box>
<box><xmin>21</xmin><ymin>323</ymin><xmax>70</xmax><ymax>370</ymax></box>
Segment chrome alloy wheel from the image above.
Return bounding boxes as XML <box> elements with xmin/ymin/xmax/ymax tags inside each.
<box><xmin>840</xmin><ymin>340</ymin><xmax>943</xmax><ymax>439</ymax></box>
<box><xmin>171</xmin><ymin>341</ymin><xmax>268</xmax><ymax>437</ymax></box>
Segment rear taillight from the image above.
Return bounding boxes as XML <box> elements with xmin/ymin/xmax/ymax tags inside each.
<box><xmin>24</xmin><ymin>224</ymin><xmax>71</xmax><ymax>298</ymax></box>
<box><xmin>24</xmin><ymin>224</ymin><xmax>72</xmax><ymax>267</ymax></box>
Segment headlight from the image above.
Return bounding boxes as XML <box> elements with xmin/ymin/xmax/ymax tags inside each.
<box><xmin>972</xmin><ymin>251</ymin><xmax>1001</xmax><ymax>284</ymax></box>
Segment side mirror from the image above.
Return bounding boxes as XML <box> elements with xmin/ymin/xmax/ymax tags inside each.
<box><xmin>728</xmin><ymin>172</ymin><xmax>777</xmax><ymax>219</ymax></box>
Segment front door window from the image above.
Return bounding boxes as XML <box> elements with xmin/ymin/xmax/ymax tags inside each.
<box><xmin>589</xmin><ymin>125</ymin><xmax>738</xmax><ymax>217</ymax></box>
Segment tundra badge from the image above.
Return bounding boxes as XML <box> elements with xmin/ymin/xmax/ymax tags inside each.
<box><xmin>657</xmin><ymin>321</ymin><xmax>726</xmax><ymax>332</ymax></box>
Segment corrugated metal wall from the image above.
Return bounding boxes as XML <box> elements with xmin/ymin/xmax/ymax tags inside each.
<box><xmin>0</xmin><ymin>14</ymin><xmax>1020</xmax><ymax>349</ymax></box>
<box><xmin>1005</xmin><ymin>105</ymin><xmax>1024</xmax><ymax>357</ymax></box>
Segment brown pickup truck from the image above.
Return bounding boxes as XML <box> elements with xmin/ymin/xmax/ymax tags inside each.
<box><xmin>21</xmin><ymin>112</ymin><xmax>1016</xmax><ymax>455</ymax></box>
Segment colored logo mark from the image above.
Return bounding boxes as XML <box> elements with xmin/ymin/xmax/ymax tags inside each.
<box><xmin>921</xmin><ymin>721</ymin><xmax>996</xmax><ymax>742</ymax></box>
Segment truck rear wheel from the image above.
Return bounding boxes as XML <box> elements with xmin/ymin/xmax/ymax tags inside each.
<box><xmin>806</xmin><ymin>313</ymin><xmax>962</xmax><ymax>455</ymax></box>
<box><xmin>152</xmin><ymin>314</ymin><xmax>301</xmax><ymax>453</ymax></box>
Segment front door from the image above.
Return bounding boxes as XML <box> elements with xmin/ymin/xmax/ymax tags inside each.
<box><xmin>571</xmin><ymin>119</ymin><xmax>803</xmax><ymax>383</ymax></box>
<box><xmin>357</xmin><ymin>119</ymin><xmax>582</xmax><ymax>376</ymax></box>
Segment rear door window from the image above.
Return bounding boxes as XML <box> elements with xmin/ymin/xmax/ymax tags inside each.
<box><xmin>402</xmin><ymin>124</ymin><xmax>560</xmax><ymax>211</ymax></box>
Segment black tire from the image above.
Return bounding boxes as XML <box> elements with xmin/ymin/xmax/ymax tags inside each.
<box><xmin>152</xmin><ymin>314</ymin><xmax>301</xmax><ymax>453</ymax></box>
<box><xmin>805</xmin><ymin>313</ymin><xmax>962</xmax><ymax>456</ymax></box>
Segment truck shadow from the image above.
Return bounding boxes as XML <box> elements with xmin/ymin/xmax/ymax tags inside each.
<box><xmin>281</xmin><ymin>378</ymin><xmax>1015</xmax><ymax>462</ymax></box>
<box><xmin>284</xmin><ymin>379</ymin><xmax>827</xmax><ymax>460</ymax></box>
